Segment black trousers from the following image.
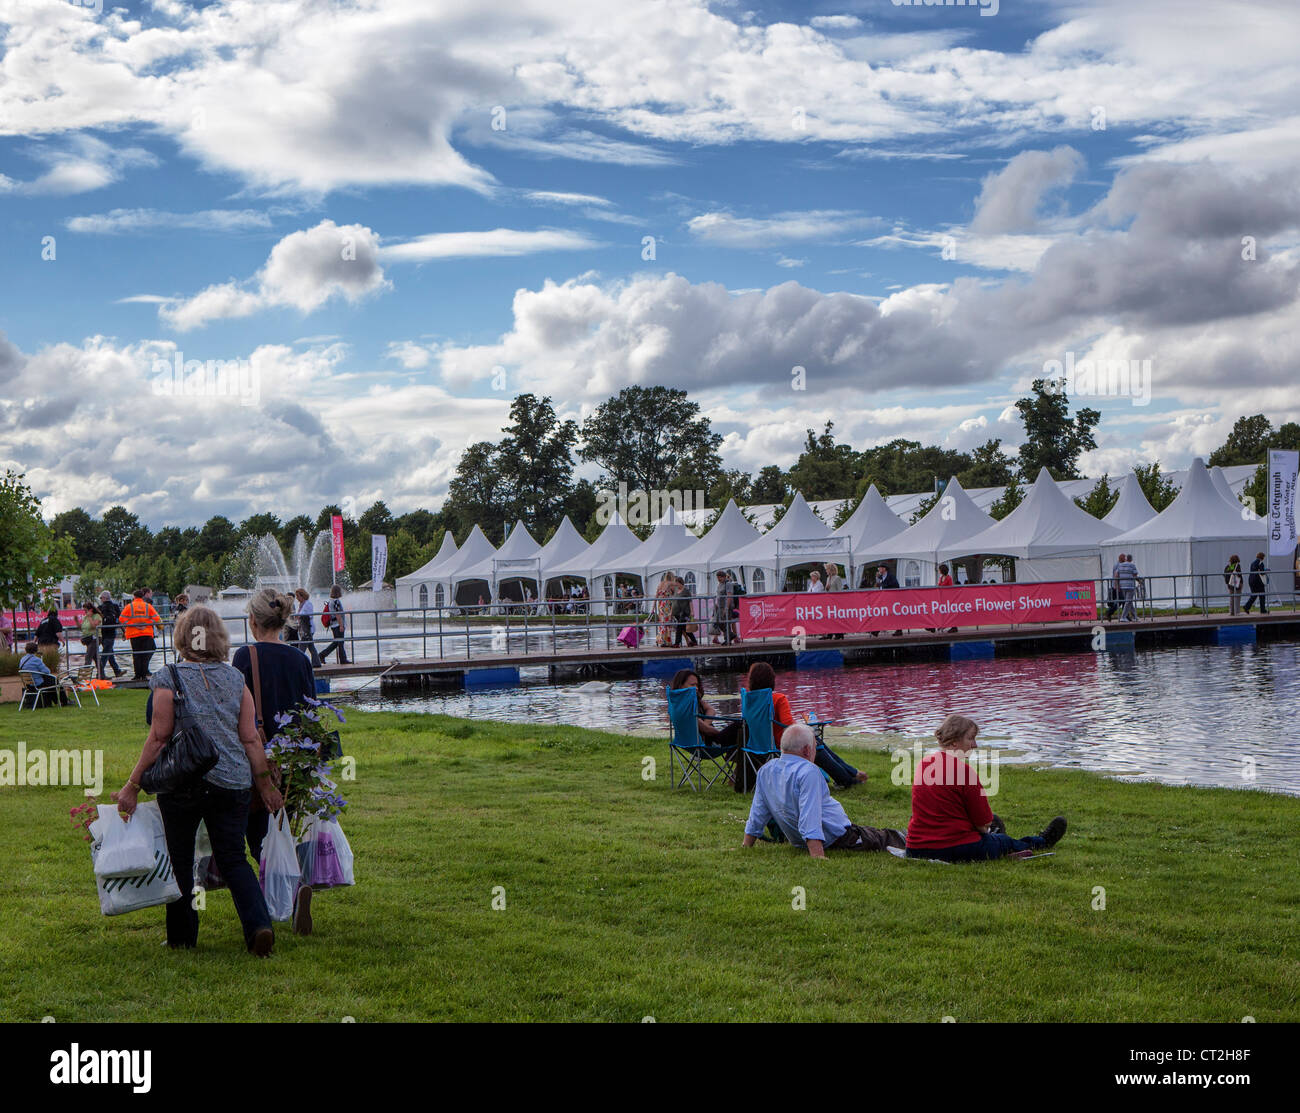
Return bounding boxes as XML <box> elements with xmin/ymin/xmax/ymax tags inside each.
<box><xmin>158</xmin><ymin>781</ymin><xmax>272</xmax><ymax>949</ymax></box>
<box><xmin>99</xmin><ymin>635</ymin><xmax>123</xmax><ymax>678</ymax></box>
<box><xmin>828</xmin><ymin>824</ymin><xmax>907</xmax><ymax>852</ymax></box>
<box><xmin>129</xmin><ymin>635</ymin><xmax>156</xmax><ymax>680</ymax></box>
<box><xmin>1244</xmin><ymin>586</ymin><xmax>1268</xmax><ymax>614</ymax></box>
<box><xmin>319</xmin><ymin>634</ymin><xmax>348</xmax><ymax>664</ymax></box>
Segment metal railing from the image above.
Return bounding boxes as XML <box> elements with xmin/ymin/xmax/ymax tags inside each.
<box><xmin>14</xmin><ymin>571</ymin><xmax>1298</xmax><ymax>674</ymax></box>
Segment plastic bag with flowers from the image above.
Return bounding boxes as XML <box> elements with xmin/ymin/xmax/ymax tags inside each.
<box><xmin>263</xmin><ymin>696</ymin><xmax>352</xmax><ymax>889</ymax></box>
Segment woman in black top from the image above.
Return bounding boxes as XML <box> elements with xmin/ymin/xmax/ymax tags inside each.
<box><xmin>35</xmin><ymin>607</ymin><xmax>62</xmax><ymax>650</ymax></box>
<box><xmin>231</xmin><ymin>588</ymin><xmax>317</xmax><ymax>932</ymax></box>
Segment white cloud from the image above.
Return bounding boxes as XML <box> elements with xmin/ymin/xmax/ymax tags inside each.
<box><xmin>67</xmin><ymin>209</ymin><xmax>272</xmax><ymax>234</ymax></box>
<box><xmin>688</xmin><ymin>210</ymin><xmax>875</xmax><ymax>247</ymax></box>
<box><xmin>0</xmin><ymin>137</ymin><xmax>156</xmax><ymax>196</ymax></box>
<box><xmin>380</xmin><ymin>227</ymin><xmax>600</xmax><ymax>263</ymax></box>
<box><xmin>159</xmin><ymin>220</ymin><xmax>386</xmax><ymax>330</ymax></box>
<box><xmin>809</xmin><ymin>16</ymin><xmax>862</xmax><ymax>31</ymax></box>
<box><xmin>775</xmin><ymin>255</ymin><xmax>806</xmax><ymax>268</ymax></box>
<box><xmin>969</xmin><ymin>147</ymin><xmax>1086</xmax><ymax>236</ymax></box>
<box><xmin>386</xmin><ymin>341</ymin><xmax>434</xmax><ymax>370</ymax></box>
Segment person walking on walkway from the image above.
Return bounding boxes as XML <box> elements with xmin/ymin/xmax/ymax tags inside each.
<box><xmin>293</xmin><ymin>588</ymin><xmax>323</xmax><ymax>666</ymax></box>
<box><xmin>1224</xmin><ymin>555</ymin><xmax>1244</xmax><ymax>615</ymax></box>
<box><xmin>319</xmin><ymin>584</ymin><xmax>349</xmax><ymax>664</ymax></box>
<box><xmin>672</xmin><ymin>577</ymin><xmax>697</xmax><ymax>648</ymax></box>
<box><xmin>78</xmin><ymin>601</ymin><xmax>102</xmax><ymax>674</ymax></box>
<box><xmin>121</xmin><ymin>588</ymin><xmax>162</xmax><ymax>680</ymax></box>
<box><xmin>1115</xmin><ymin>554</ymin><xmax>1141</xmax><ymax>622</ymax></box>
<box><xmin>96</xmin><ymin>591</ymin><xmax>124</xmax><ymax>679</ymax></box>
<box><xmin>1244</xmin><ymin>552</ymin><xmax>1269</xmax><ymax>615</ymax></box>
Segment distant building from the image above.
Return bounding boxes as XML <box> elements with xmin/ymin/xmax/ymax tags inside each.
<box><xmin>183</xmin><ymin>584</ymin><xmax>213</xmax><ymax>603</ymax></box>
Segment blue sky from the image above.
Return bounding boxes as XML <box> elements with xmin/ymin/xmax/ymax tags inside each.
<box><xmin>1</xmin><ymin>0</ymin><xmax>1297</xmax><ymax>527</ymax></box>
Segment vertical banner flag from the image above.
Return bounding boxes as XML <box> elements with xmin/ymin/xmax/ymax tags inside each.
<box><xmin>1268</xmin><ymin>449</ymin><xmax>1299</xmax><ymax>557</ymax></box>
<box><xmin>331</xmin><ymin>514</ymin><xmax>346</xmax><ymax>573</ymax></box>
<box><xmin>371</xmin><ymin>534</ymin><xmax>388</xmax><ymax>588</ymax></box>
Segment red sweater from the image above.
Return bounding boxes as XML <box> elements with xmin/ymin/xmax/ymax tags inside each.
<box><xmin>907</xmin><ymin>750</ymin><xmax>993</xmax><ymax>848</ymax></box>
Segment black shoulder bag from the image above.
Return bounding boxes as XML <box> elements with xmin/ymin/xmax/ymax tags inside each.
<box><xmin>140</xmin><ymin>664</ymin><xmax>221</xmax><ymax>794</ymax></box>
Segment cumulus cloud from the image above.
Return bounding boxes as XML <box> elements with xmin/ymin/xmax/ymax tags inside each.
<box><xmin>158</xmin><ymin>220</ymin><xmax>386</xmax><ymax>330</ymax></box>
<box><xmin>969</xmin><ymin>147</ymin><xmax>1086</xmax><ymax>236</ymax></box>
<box><xmin>0</xmin><ymin>137</ymin><xmax>156</xmax><ymax>196</ymax></box>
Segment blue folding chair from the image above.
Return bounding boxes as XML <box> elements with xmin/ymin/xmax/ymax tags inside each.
<box><xmin>667</xmin><ymin>687</ymin><xmax>734</xmax><ymax>790</ymax></box>
<box><xmin>740</xmin><ymin>688</ymin><xmax>835</xmax><ymax>790</ymax></box>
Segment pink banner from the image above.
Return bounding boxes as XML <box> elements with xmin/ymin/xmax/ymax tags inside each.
<box><xmin>331</xmin><ymin>514</ymin><xmax>346</xmax><ymax>573</ymax></box>
<box><xmin>738</xmin><ymin>581</ymin><xmax>1097</xmax><ymax>638</ymax></box>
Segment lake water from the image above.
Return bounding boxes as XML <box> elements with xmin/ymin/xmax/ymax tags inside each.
<box><xmin>346</xmin><ymin>640</ymin><xmax>1300</xmax><ymax>796</ymax></box>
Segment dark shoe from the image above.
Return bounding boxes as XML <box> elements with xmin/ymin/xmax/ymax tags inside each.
<box><xmin>1037</xmin><ymin>816</ymin><xmax>1067</xmax><ymax>848</ymax></box>
<box><xmin>292</xmin><ymin>886</ymin><xmax>313</xmax><ymax>936</ymax></box>
<box><xmin>987</xmin><ymin>813</ymin><xmax>1006</xmax><ymax>835</ymax></box>
<box><xmin>249</xmin><ymin>927</ymin><xmax>275</xmax><ymax>957</ymax></box>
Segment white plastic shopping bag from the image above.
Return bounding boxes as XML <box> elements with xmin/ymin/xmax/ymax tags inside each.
<box><xmin>87</xmin><ymin>802</ymin><xmax>182</xmax><ymax>916</ymax></box>
<box><xmin>92</xmin><ymin>806</ymin><xmax>156</xmax><ymax>879</ymax></box>
<box><xmin>259</xmin><ymin>810</ymin><xmax>299</xmax><ymax>921</ymax></box>
<box><xmin>296</xmin><ymin>815</ymin><xmax>355</xmax><ymax>889</ymax></box>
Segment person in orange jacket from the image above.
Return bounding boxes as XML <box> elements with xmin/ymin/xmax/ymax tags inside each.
<box><xmin>120</xmin><ymin>588</ymin><xmax>162</xmax><ymax>680</ymax></box>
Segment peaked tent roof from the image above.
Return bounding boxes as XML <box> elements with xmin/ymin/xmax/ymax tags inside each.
<box><xmin>453</xmin><ymin>519</ymin><xmax>541</xmax><ymax>583</ymax></box>
<box><xmin>435</xmin><ymin>524</ymin><xmax>498</xmax><ymax>583</ymax></box>
<box><xmin>659</xmin><ymin>498</ymin><xmax>761</xmax><ymax>572</ymax></box>
<box><xmin>396</xmin><ymin>530</ymin><xmax>458</xmax><ymax>585</ymax></box>
<box><xmin>1103</xmin><ymin>473</ymin><xmax>1157</xmax><ymax>533</ymax></box>
<box><xmin>548</xmin><ymin>511</ymin><xmax>642</xmax><ymax>580</ymax></box>
<box><xmin>726</xmin><ymin>492</ymin><xmax>833</xmax><ymax>568</ymax></box>
<box><xmin>600</xmin><ymin>503</ymin><xmax>701</xmax><ymax>580</ymax></box>
<box><xmin>833</xmin><ymin>485</ymin><xmax>905</xmax><ymax>559</ymax></box>
<box><xmin>1108</xmin><ymin>458</ymin><xmax>1266</xmax><ymax>544</ymax></box>
<box><xmin>956</xmin><ymin>468</ymin><xmax>1121</xmax><ymax>558</ymax></box>
<box><xmin>535</xmin><ymin>517</ymin><xmax>591</xmax><ymax>580</ymax></box>
<box><xmin>1210</xmin><ymin>466</ymin><xmax>1244</xmax><ymax>511</ymax></box>
<box><xmin>868</xmin><ymin>476</ymin><xmax>996</xmax><ymax>562</ymax></box>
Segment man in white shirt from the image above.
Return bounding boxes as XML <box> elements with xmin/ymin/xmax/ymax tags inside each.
<box><xmin>742</xmin><ymin>725</ymin><xmax>904</xmax><ymax>857</ymax></box>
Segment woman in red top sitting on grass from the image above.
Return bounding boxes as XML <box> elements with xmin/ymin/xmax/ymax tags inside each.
<box><xmin>905</xmin><ymin>713</ymin><xmax>1067</xmax><ymax>862</ymax></box>
<box><xmin>740</xmin><ymin>661</ymin><xmax>867</xmax><ymax>791</ymax></box>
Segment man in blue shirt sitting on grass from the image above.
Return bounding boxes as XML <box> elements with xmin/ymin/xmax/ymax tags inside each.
<box><xmin>741</xmin><ymin>724</ymin><xmax>905</xmax><ymax>857</ymax></box>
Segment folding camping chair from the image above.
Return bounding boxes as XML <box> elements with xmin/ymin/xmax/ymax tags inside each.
<box><xmin>666</xmin><ymin>686</ymin><xmax>735</xmax><ymax>790</ymax></box>
<box><xmin>739</xmin><ymin>688</ymin><xmax>834</xmax><ymax>791</ymax></box>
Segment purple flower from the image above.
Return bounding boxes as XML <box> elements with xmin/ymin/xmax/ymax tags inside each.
<box><xmin>303</xmin><ymin>696</ymin><xmax>321</xmax><ymax>707</ymax></box>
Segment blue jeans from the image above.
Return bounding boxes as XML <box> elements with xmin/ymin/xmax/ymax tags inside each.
<box><xmin>815</xmin><ymin>743</ymin><xmax>859</xmax><ymax>787</ymax></box>
<box><xmin>158</xmin><ymin>781</ymin><xmax>272</xmax><ymax>949</ymax></box>
<box><xmin>906</xmin><ymin>832</ymin><xmax>1046</xmax><ymax>861</ymax></box>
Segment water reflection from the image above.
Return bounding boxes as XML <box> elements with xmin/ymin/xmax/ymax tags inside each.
<box><xmin>351</xmin><ymin>642</ymin><xmax>1300</xmax><ymax>796</ymax></box>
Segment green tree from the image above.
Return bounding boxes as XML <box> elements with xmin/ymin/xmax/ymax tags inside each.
<box><xmin>1014</xmin><ymin>379</ymin><xmax>1100</xmax><ymax>480</ymax></box>
<box><xmin>101</xmin><ymin>505</ymin><xmax>149</xmax><ymax>562</ymax></box>
<box><xmin>1208</xmin><ymin>414</ymin><xmax>1274</xmax><ymax>468</ymax></box>
<box><xmin>562</xmin><ymin>479</ymin><xmax>599</xmax><ymax>537</ymax></box>
<box><xmin>1075</xmin><ymin>474</ymin><xmax>1117</xmax><ymax>519</ymax></box>
<box><xmin>989</xmin><ymin>480</ymin><xmax>1024</xmax><ymax>520</ymax></box>
<box><xmin>443</xmin><ymin>442</ymin><xmax>508</xmax><ymax>541</ymax></box>
<box><xmin>958</xmin><ymin>439</ymin><xmax>1016</xmax><ymax>489</ymax></box>
<box><xmin>281</xmin><ymin>515</ymin><xmax>314</xmax><ymax>545</ymax></box>
<box><xmin>750</xmin><ymin>465</ymin><xmax>789</xmax><ymax>504</ymax></box>
<box><xmin>786</xmin><ymin>421</ymin><xmax>862</xmax><ymax>500</ymax></box>
<box><xmin>1134</xmin><ymin>461</ymin><xmax>1178</xmax><ymax>512</ymax></box>
<box><xmin>196</xmin><ymin>515</ymin><xmax>239</xmax><ymax>561</ymax></box>
<box><xmin>50</xmin><ymin>507</ymin><xmax>111</xmax><ymax>564</ymax></box>
<box><xmin>579</xmin><ymin>386</ymin><xmax>722</xmax><ymax>495</ymax></box>
<box><xmin>859</xmin><ymin>439</ymin><xmax>972</xmax><ymax>495</ymax></box>
<box><xmin>0</xmin><ymin>470</ymin><xmax>76</xmax><ymax>608</ymax></box>
<box><xmin>358</xmin><ymin>501</ymin><xmax>396</xmax><ymax>537</ymax></box>
<box><xmin>707</xmin><ymin>469</ymin><xmax>753</xmax><ymax>509</ymax></box>
<box><xmin>496</xmin><ymin>394</ymin><xmax>579</xmax><ymax>535</ymax></box>
<box><xmin>395</xmin><ymin>508</ymin><xmax>442</xmax><ymax>547</ymax></box>
<box><xmin>239</xmin><ymin>512</ymin><xmax>282</xmax><ymax>538</ymax></box>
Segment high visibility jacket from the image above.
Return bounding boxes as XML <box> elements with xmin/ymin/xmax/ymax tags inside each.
<box><xmin>120</xmin><ymin>599</ymin><xmax>161</xmax><ymax>640</ymax></box>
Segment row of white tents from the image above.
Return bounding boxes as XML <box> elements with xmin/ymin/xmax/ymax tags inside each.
<box><xmin>397</xmin><ymin>460</ymin><xmax>1287</xmax><ymax>612</ymax></box>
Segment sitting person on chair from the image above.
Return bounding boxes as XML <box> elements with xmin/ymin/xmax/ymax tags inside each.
<box><xmin>743</xmin><ymin>661</ymin><xmax>867</xmax><ymax>787</ymax></box>
<box><xmin>670</xmin><ymin>668</ymin><xmax>743</xmax><ymax>750</ymax></box>
<box><xmin>20</xmin><ymin>641</ymin><xmax>67</xmax><ymax>706</ymax></box>
<box><xmin>905</xmin><ymin>714</ymin><xmax>1066</xmax><ymax>862</ymax></box>
<box><xmin>742</xmin><ymin>725</ymin><xmax>904</xmax><ymax>857</ymax></box>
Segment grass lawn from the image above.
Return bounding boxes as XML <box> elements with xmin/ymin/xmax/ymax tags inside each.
<box><xmin>1</xmin><ymin>690</ymin><xmax>1298</xmax><ymax>1022</ymax></box>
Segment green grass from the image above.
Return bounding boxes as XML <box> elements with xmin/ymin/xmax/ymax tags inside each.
<box><xmin>1</xmin><ymin>690</ymin><xmax>1298</xmax><ymax>1022</ymax></box>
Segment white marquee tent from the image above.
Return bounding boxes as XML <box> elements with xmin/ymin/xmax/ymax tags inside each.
<box><xmin>450</xmin><ymin>519</ymin><xmax>542</xmax><ymax>603</ymax></box>
<box><xmin>658</xmin><ymin>498</ymin><xmax>762</xmax><ymax>583</ymax></box>
<box><xmin>1102</xmin><ymin>458</ymin><xmax>1268</xmax><ymax>607</ymax></box>
<box><xmin>395</xmin><ymin>530</ymin><xmax>458</xmax><ymax>610</ymax></box>
<box><xmin>546</xmin><ymin>511</ymin><xmax>642</xmax><ymax>611</ymax></box>
<box><xmin>834</xmin><ymin>485</ymin><xmax>905</xmax><ymax>572</ymax></box>
<box><xmin>592</xmin><ymin>504</ymin><xmax>701</xmax><ymax>595</ymax></box>
<box><xmin>956</xmin><ymin>468</ymin><xmax>1122</xmax><ymax>582</ymax></box>
<box><xmin>725</xmin><ymin>492</ymin><xmax>837</xmax><ymax>593</ymax></box>
<box><xmin>535</xmin><ymin>517</ymin><xmax>591</xmax><ymax>588</ymax></box>
<box><xmin>432</xmin><ymin>524</ymin><xmax>498</xmax><ymax>606</ymax></box>
<box><xmin>866</xmin><ymin>476</ymin><xmax>996</xmax><ymax>587</ymax></box>
<box><xmin>1103</xmin><ymin>473</ymin><xmax>1157</xmax><ymax>533</ymax></box>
